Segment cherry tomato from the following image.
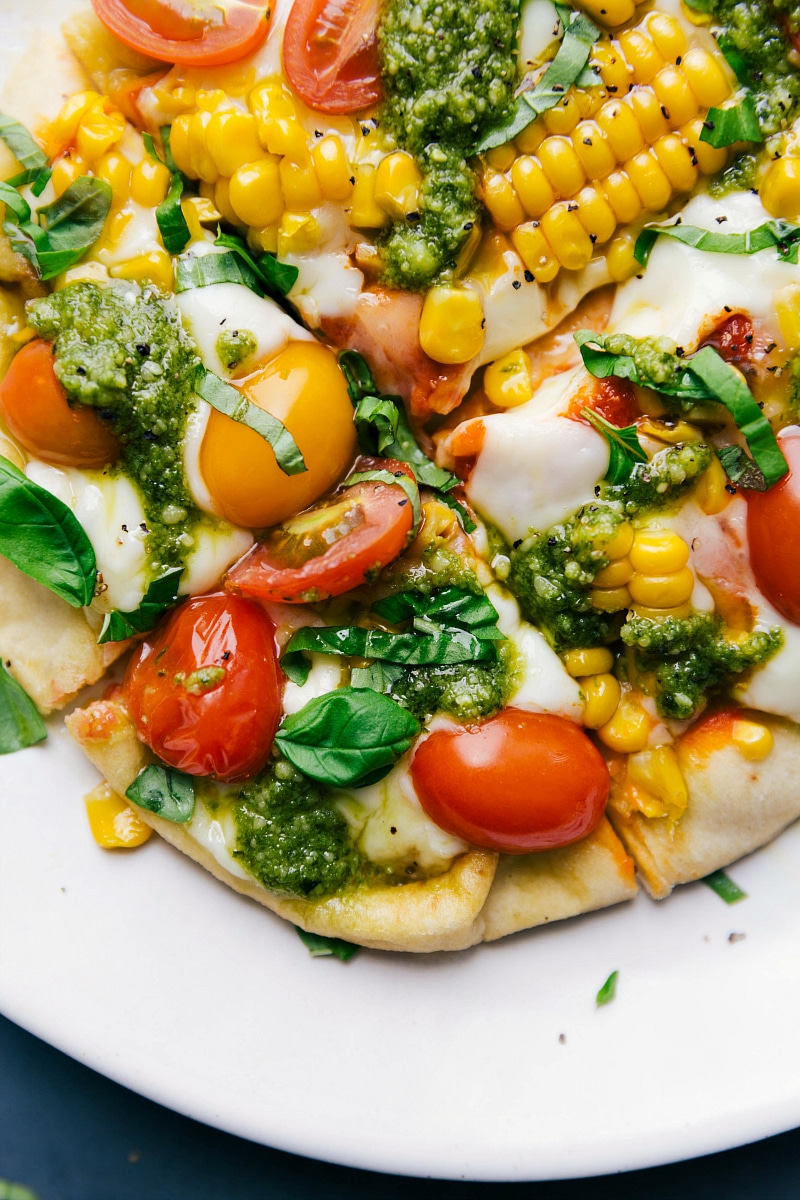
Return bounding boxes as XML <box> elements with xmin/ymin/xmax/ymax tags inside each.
<box><xmin>124</xmin><ymin>593</ymin><xmax>282</xmax><ymax>781</ymax></box>
<box><xmin>226</xmin><ymin>457</ymin><xmax>415</xmax><ymax>602</ymax></box>
<box><xmin>91</xmin><ymin>0</ymin><xmax>271</xmax><ymax>66</ymax></box>
<box><xmin>566</xmin><ymin>376</ymin><xmax>641</xmax><ymax>428</ymax></box>
<box><xmin>410</xmin><ymin>709</ymin><xmax>610</xmax><ymax>854</ymax></box>
<box><xmin>700</xmin><ymin>312</ymin><xmax>754</xmax><ymax>366</ymax></box>
<box><xmin>0</xmin><ymin>340</ymin><xmax>119</xmax><ymax>469</ymax></box>
<box><xmin>200</xmin><ymin>342</ymin><xmax>356</xmax><ymax>529</ymax></box>
<box><xmin>747</xmin><ymin>426</ymin><xmax>800</xmax><ymax>624</ymax></box>
<box><xmin>282</xmin><ymin>0</ymin><xmax>382</xmax><ymax>114</ymax></box>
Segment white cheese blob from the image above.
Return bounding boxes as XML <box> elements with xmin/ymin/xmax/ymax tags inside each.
<box><xmin>489</xmin><ymin>586</ymin><xmax>584</xmax><ymax>720</ymax></box>
<box><xmin>188</xmin><ymin>798</ymin><xmax>251</xmax><ymax>880</ymax></box>
<box><xmin>282</xmin><ymin>655</ymin><xmax>345</xmax><ymax>715</ymax></box>
<box><xmin>178</xmin><ymin>521</ymin><xmax>253</xmax><ymax>596</ymax></box>
<box><xmin>518</xmin><ymin>0</ymin><xmax>560</xmax><ymax>72</ymax></box>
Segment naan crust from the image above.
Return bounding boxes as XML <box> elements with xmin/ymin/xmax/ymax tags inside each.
<box><xmin>607</xmin><ymin>712</ymin><xmax>800</xmax><ymax>899</ymax></box>
<box><xmin>66</xmin><ymin>694</ymin><xmax>638</xmax><ymax>951</ymax></box>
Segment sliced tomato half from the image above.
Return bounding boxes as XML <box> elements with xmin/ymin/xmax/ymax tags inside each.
<box><xmin>92</xmin><ymin>0</ymin><xmax>271</xmax><ymax>65</ymax></box>
<box><xmin>282</xmin><ymin>0</ymin><xmax>382</xmax><ymax>114</ymax></box>
<box><xmin>226</xmin><ymin>458</ymin><xmax>416</xmax><ymax>602</ymax></box>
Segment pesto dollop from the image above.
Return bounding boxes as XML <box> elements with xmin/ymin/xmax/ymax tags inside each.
<box><xmin>388</xmin><ymin>649</ymin><xmax>514</xmax><ymax>722</ymax></box>
<box><xmin>216</xmin><ymin>327</ymin><xmax>256</xmax><ymax>371</ymax></box>
<box><xmin>378</xmin><ymin>0</ymin><xmax>519</xmax><ymax>289</ymax></box>
<box><xmin>28</xmin><ymin>281</ymin><xmax>201</xmax><ymax>574</ymax></box>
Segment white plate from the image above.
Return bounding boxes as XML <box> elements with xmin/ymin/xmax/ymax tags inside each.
<box><xmin>2</xmin><ymin>3</ymin><xmax>800</xmax><ymax>1183</ymax></box>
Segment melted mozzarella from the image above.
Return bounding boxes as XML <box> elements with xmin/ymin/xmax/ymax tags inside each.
<box><xmin>178</xmin><ymin>521</ymin><xmax>253</xmax><ymax>596</ymax></box>
<box><xmin>189</xmin><ymin>798</ymin><xmax>251</xmax><ymax>880</ymax></box>
<box><xmin>466</xmin><ymin>367</ymin><xmax>609</xmax><ymax>540</ymax></box>
<box><xmin>282</xmin><ymin>655</ymin><xmax>345</xmax><ymax>715</ymax></box>
<box><xmin>518</xmin><ymin>0</ymin><xmax>559</xmax><ymax>71</ymax></box>
<box><xmin>490</xmin><ymin>586</ymin><xmax>584</xmax><ymax>720</ymax></box>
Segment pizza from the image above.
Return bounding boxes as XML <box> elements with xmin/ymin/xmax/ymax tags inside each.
<box><xmin>2</xmin><ymin>0</ymin><xmax>800</xmax><ymax>953</ymax></box>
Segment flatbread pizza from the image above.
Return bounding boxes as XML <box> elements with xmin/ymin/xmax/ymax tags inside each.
<box><xmin>2</xmin><ymin>0</ymin><xmax>800</xmax><ymax>953</ymax></box>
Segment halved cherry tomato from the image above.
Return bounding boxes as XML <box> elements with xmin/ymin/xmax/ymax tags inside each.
<box><xmin>226</xmin><ymin>457</ymin><xmax>415</xmax><ymax>602</ymax></box>
<box><xmin>699</xmin><ymin>312</ymin><xmax>754</xmax><ymax>366</ymax></box>
<box><xmin>92</xmin><ymin>0</ymin><xmax>271</xmax><ymax>66</ymax></box>
<box><xmin>747</xmin><ymin>426</ymin><xmax>800</xmax><ymax>624</ymax></box>
<box><xmin>566</xmin><ymin>376</ymin><xmax>641</xmax><ymax>429</ymax></box>
<box><xmin>282</xmin><ymin>0</ymin><xmax>382</xmax><ymax>114</ymax></box>
<box><xmin>0</xmin><ymin>340</ymin><xmax>119</xmax><ymax>469</ymax></box>
<box><xmin>124</xmin><ymin>593</ymin><xmax>282</xmax><ymax>781</ymax></box>
<box><xmin>410</xmin><ymin>710</ymin><xmax>610</xmax><ymax>853</ymax></box>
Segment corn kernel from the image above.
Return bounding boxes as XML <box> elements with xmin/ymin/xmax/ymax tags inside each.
<box><xmin>647</xmin><ymin>13</ymin><xmax>687</xmax><ymax>62</ymax></box>
<box><xmin>484</xmin><ymin>348</ymin><xmax>534</xmax><ymax>408</ymax></box>
<box><xmin>204</xmin><ymin>110</ymin><xmax>263</xmax><ymax>178</ymax></box>
<box><xmin>481</xmin><ymin>172</ymin><xmax>524</xmax><ymax>231</ymax></box>
<box><xmin>629</xmin><ymin>529</ymin><xmax>690</xmax><ymax>574</ymax></box>
<box><xmin>598</xmin><ymin>99</ymin><xmax>645</xmax><ymax>161</ymax></box>
<box><xmin>130</xmin><ymin>156</ymin><xmax>171</xmax><ymax>208</ymax></box>
<box><xmin>629</xmin><ymin>567</ymin><xmax>694</xmax><ymax>607</ymax></box>
<box><xmin>48</xmin><ymin>90</ymin><xmax>102</xmax><ymax>153</ymax></box>
<box><xmin>313</xmin><ymin>135</ymin><xmax>353</xmax><ymax>201</ymax></box>
<box><xmin>580</xmin><ymin>0</ymin><xmax>635</xmax><ymax>26</ymax></box>
<box><xmin>627</xmin><ymin>744</ymin><xmax>688</xmax><ymax>819</ymax></box>
<box><xmin>249</xmin><ymin>79</ymin><xmax>297</xmax><ymax>121</ymax></box>
<box><xmin>618</xmin><ymin>30</ymin><xmax>665</xmax><ymax>84</ymax></box>
<box><xmin>653</xmin><ymin>65</ymin><xmax>698</xmax><ymax>126</ymax></box>
<box><xmin>537</xmin><ymin>135</ymin><xmax>586</xmax><ymax>198</ymax></box>
<box><xmin>75</xmin><ymin>108</ymin><xmax>126</xmax><ymax>163</ymax></box>
<box><xmin>249</xmin><ymin>223</ymin><xmax>278</xmax><ymax>254</ymax></box>
<box><xmin>592</xmin><ymin>41</ymin><xmax>634</xmax><ymax>93</ymax></box>
<box><xmin>543</xmin><ymin>93</ymin><xmax>581</xmax><ymax>135</ymax></box>
<box><xmin>575</xmin><ymin>184</ymin><xmax>616</xmax><ymax>244</ymax></box>
<box><xmin>169</xmin><ymin>114</ymin><xmax>194</xmax><ymax>177</ymax></box>
<box><xmin>582</xmin><ymin>672</ymin><xmax>622</xmax><ymax>729</ymax></box>
<box><xmin>731</xmin><ymin>719</ymin><xmax>775</xmax><ymax>761</ymax></box>
<box><xmin>485</xmin><ymin>143</ymin><xmax>517</xmax><ymax>170</ymax></box>
<box><xmin>631</xmin><ymin>602</ymin><xmax>692</xmax><ymax>620</ymax></box>
<box><xmin>95</xmin><ymin>150</ymin><xmax>132</xmax><ymax>198</ymax></box>
<box><xmin>277</xmin><ymin>210</ymin><xmax>320</xmax><ymax>255</ymax></box>
<box><xmin>572</xmin><ymin>121</ymin><xmax>616</xmax><ymax>180</ymax></box>
<box><xmin>775</xmin><ymin>282</ymin><xmax>800</xmax><ymax>352</ymax></box>
<box><xmin>229</xmin><ymin>158</ymin><xmax>284</xmax><ymax>226</ymax></box>
<box><xmin>597</xmin><ymin>694</ymin><xmax>652</xmax><ymax>752</ymax></box>
<box><xmin>604</xmin><ymin>521</ymin><xmax>635</xmax><ymax>559</ymax></box>
<box><xmin>681</xmin><ymin>46</ymin><xmax>731</xmax><ymax>108</ymax></box>
<box><xmin>196</xmin><ymin>87</ymin><xmax>231</xmax><ymax>113</ymax></box>
<box><xmin>350</xmin><ymin>163</ymin><xmax>390</xmax><ymax>228</ymax></box>
<box><xmin>601</xmin><ymin>169</ymin><xmax>643</xmax><ymax>223</ymax></box>
<box><xmin>540</xmin><ymin>202</ymin><xmax>594</xmax><ymax>270</ymax></box>
<box><xmin>188</xmin><ymin>110</ymin><xmax>218</xmax><ymax>183</ymax></box>
<box><xmin>280</xmin><ymin>155</ymin><xmax>323</xmax><ymax>210</ymax></box>
<box><xmin>629</xmin><ymin>87</ymin><xmax>670</xmax><ymax>143</ymax></box>
<box><xmin>214</xmin><ymin>176</ymin><xmax>240</xmax><ymax>226</ymax></box>
<box><xmin>85</xmin><ymin>782</ymin><xmax>153</xmax><ymax>849</ymax></box>
<box><xmin>625</xmin><ymin>150</ymin><xmax>672</xmax><ymax>210</ymax></box>
<box><xmin>681</xmin><ymin>118</ymin><xmax>728</xmax><ymax>175</ymax></box>
<box><xmin>564</xmin><ymin>647</ymin><xmax>615</xmax><ymax>676</ymax></box>
<box><xmin>511</xmin><ymin>155</ymin><xmax>556</xmax><ymax>217</ymax></box>
<box><xmin>419</xmin><ymin>286</ymin><xmax>485</xmax><ymax>365</ymax></box>
<box><xmin>591</xmin><ymin>584</ymin><xmax>631</xmax><ymax>611</ymax></box>
<box><xmin>110</xmin><ymin>250</ymin><xmax>174</xmax><ymax>291</ymax></box>
<box><xmin>511</xmin><ymin>221</ymin><xmax>560</xmax><ymax>281</ymax></box>
<box><xmin>50</xmin><ymin>153</ymin><xmax>87</xmax><ymax>198</ymax></box>
<box><xmin>761</xmin><ymin>157</ymin><xmax>800</xmax><ymax>222</ymax></box>
<box><xmin>652</xmin><ymin>133</ymin><xmax>697</xmax><ymax>193</ymax></box>
<box><xmin>515</xmin><ymin>121</ymin><xmax>546</xmax><ymax>155</ymax></box>
<box><xmin>606</xmin><ymin>232</ymin><xmax>639</xmax><ymax>281</ymax></box>
<box><xmin>594</xmin><ymin>557</ymin><xmax>634</xmax><ymax>587</ymax></box>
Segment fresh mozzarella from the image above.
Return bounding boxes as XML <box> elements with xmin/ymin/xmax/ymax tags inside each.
<box><xmin>96</xmin><ymin>200</ymin><xmax>163</xmax><ymax>269</ymax></box>
<box><xmin>282</xmin><ymin>655</ymin><xmax>346</xmax><ymax>715</ymax></box>
<box><xmin>740</xmin><ymin>617</ymin><xmax>800</xmax><ymax>724</ymax></box>
<box><xmin>466</xmin><ymin>367</ymin><xmax>609</xmax><ymax>541</ymax></box>
<box><xmin>177</xmin><ymin>520</ymin><xmax>253</xmax><ymax>596</ymax></box>
<box><xmin>189</xmin><ymin>798</ymin><xmax>252</xmax><ymax>880</ymax></box>
<box><xmin>182</xmin><ymin>400</ymin><xmax>217</xmax><ymax>514</ymax></box>
<box><xmin>489</xmin><ymin>585</ymin><xmax>584</xmax><ymax>721</ymax></box>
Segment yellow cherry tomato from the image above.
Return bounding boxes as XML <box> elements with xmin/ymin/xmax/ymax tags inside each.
<box><xmin>200</xmin><ymin>342</ymin><xmax>357</xmax><ymax>528</ymax></box>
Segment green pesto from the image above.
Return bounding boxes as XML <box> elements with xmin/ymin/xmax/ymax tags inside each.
<box><xmin>621</xmin><ymin>612</ymin><xmax>783</xmax><ymax>719</ymax></box>
<box><xmin>708</xmin><ymin>152</ymin><xmax>758</xmax><ymax>198</ymax></box>
<box><xmin>215</xmin><ymin>327</ymin><xmax>256</xmax><ymax>371</ymax></box>
<box><xmin>232</xmin><ymin>756</ymin><xmax>375</xmax><ymax>898</ymax></box>
<box><xmin>507</xmin><ymin>503</ymin><xmax>626</xmax><ymax>651</ymax></box>
<box><xmin>603</xmin><ymin>443</ymin><xmax>712</xmax><ymax>515</ymax></box>
<box><xmin>382</xmin><ymin>539</ymin><xmax>484</xmax><ymax>596</ymax></box>
<box><xmin>27</xmin><ymin>281</ymin><xmax>201</xmax><ymax>574</ymax></box>
<box><xmin>378</xmin><ymin>0</ymin><xmax>519</xmax><ymax>289</ymax></box>
<box><xmin>388</xmin><ymin>643</ymin><xmax>514</xmax><ymax>722</ymax></box>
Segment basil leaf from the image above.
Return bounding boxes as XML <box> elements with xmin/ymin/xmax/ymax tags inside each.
<box><xmin>195</xmin><ymin>369</ymin><xmax>306</xmax><ymax>475</ymax></box>
<box><xmin>0</xmin><ymin>663</ymin><xmax>46</xmax><ymax>754</ymax></box>
<box><xmin>0</xmin><ymin>113</ymin><xmax>48</xmax><ymax>173</ymax></box>
<box><xmin>353</xmin><ymin>393</ymin><xmax>400</xmax><ymax>454</ymax></box>
<box><xmin>339</xmin><ymin>348</ymin><xmax>378</xmax><ymax>402</ymax></box>
<box><xmin>0</xmin><ymin>455</ymin><xmax>97</xmax><ymax>606</ymax></box>
<box><xmin>142</xmin><ymin>131</ymin><xmax>163</xmax><ymax>164</ymax></box>
<box><xmin>717</xmin><ymin>34</ymin><xmax>749</xmax><ymax>84</ymax></box>
<box><xmin>700</xmin><ymin>96</ymin><xmax>762</xmax><ymax>148</ymax></box>
<box><xmin>126</xmin><ymin>763</ymin><xmax>195</xmax><ymax>823</ymax></box>
<box><xmin>6</xmin><ymin>166</ymin><xmax>51</xmax><ymax>195</ymax></box>
<box><xmin>430</xmin><ymin>487</ymin><xmax>477</xmax><ymax>533</ymax></box>
<box><xmin>176</xmin><ymin>250</ymin><xmax>263</xmax><ymax>295</ymax></box>
<box><xmin>294</xmin><ymin>927</ymin><xmax>360</xmax><ymax>960</ymax></box>
<box><xmin>476</xmin><ymin>9</ymin><xmax>599</xmax><ymax>152</ymax></box>
<box><xmin>373</xmin><ymin>585</ymin><xmax>503</xmax><ymax>637</ymax></box>
<box><xmin>634</xmin><ymin>218</ymin><xmax>800</xmax><ymax>268</ymax></box>
<box><xmin>160</xmin><ymin>124</ymin><xmax>179</xmax><ymax>174</ymax></box>
<box><xmin>0</xmin><ymin>180</ymin><xmax>31</xmax><ymax>223</ymax></box>
<box><xmin>284</xmin><ymin>622</ymin><xmax>499</xmax><ymax>666</ymax></box>
<box><xmin>98</xmin><ymin>567</ymin><xmax>183</xmax><ymax>644</ymax></box>
<box><xmin>281</xmin><ymin>650</ymin><xmax>312</xmax><ymax>686</ymax></box>
<box><xmin>34</xmin><ymin>177</ymin><xmax>112</xmax><ymax>279</ymax></box>
<box><xmin>156</xmin><ymin>172</ymin><xmax>191</xmax><ymax>255</ymax></box>
<box><xmin>580</xmin><ymin>407</ymin><xmax>648</xmax><ymax>485</ymax></box>
<box><xmin>595</xmin><ymin>969</ymin><xmax>619</xmax><ymax>1007</ymax></box>
<box><xmin>350</xmin><ymin>660</ymin><xmax>405</xmax><ymax>691</ymax></box>
<box><xmin>703</xmin><ymin>868</ymin><xmax>747</xmax><ymax>903</ymax></box>
<box><xmin>715</xmin><ymin>444</ymin><xmax>767</xmax><ymax>491</ymax></box>
<box><xmin>274</xmin><ymin>686</ymin><xmax>421</xmax><ymax>787</ymax></box>
<box><xmin>344</xmin><ymin>467</ymin><xmax>422</xmax><ymax>538</ymax></box>
<box><xmin>215</xmin><ymin>228</ymin><xmax>299</xmax><ymax>298</ymax></box>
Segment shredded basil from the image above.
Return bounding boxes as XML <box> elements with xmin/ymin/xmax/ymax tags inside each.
<box><xmin>581</xmin><ymin>408</ymin><xmax>647</xmax><ymax>485</ymax></box>
<box><xmin>0</xmin><ymin>455</ymin><xmax>97</xmax><ymax>607</ymax></box>
<box><xmin>0</xmin><ymin>663</ymin><xmax>47</xmax><ymax>754</ymax></box>
<box><xmin>0</xmin><ymin>112</ymin><xmax>48</xmax><ymax>173</ymax></box>
<box><xmin>274</xmin><ymin>686</ymin><xmax>421</xmax><ymax>788</ymax></box>
<box><xmin>716</xmin><ymin>444</ymin><xmax>768</xmax><ymax>491</ymax></box>
<box><xmin>215</xmin><ymin>229</ymin><xmax>299</xmax><ymax>298</ymax></box>
<box><xmin>98</xmin><ymin>567</ymin><xmax>183</xmax><ymax>644</ymax></box>
<box><xmin>195</xmin><ymin>369</ymin><xmax>306</xmax><ymax>476</ymax></box>
<box><xmin>700</xmin><ymin>95</ymin><xmax>762</xmax><ymax>148</ymax></box>
<box><xmin>703</xmin><ymin>868</ymin><xmax>747</xmax><ymax>903</ymax></box>
<box><xmin>126</xmin><ymin>764</ymin><xmax>195</xmax><ymax>823</ymax></box>
<box><xmin>3</xmin><ymin>176</ymin><xmax>112</xmax><ymax>280</ymax></box>
<box><xmin>176</xmin><ymin>250</ymin><xmax>262</xmax><ymax>295</ymax></box>
<box><xmin>595</xmin><ymin>970</ymin><xmax>619</xmax><ymax>1007</ymax></box>
<box><xmin>477</xmin><ymin>7</ymin><xmax>600</xmax><ymax>151</ymax></box>
<box><xmin>284</xmin><ymin>623</ymin><xmax>499</xmax><ymax>668</ymax></box>
<box><xmin>156</xmin><ymin>172</ymin><xmax>191</xmax><ymax>255</ymax></box>
<box><xmin>373</xmin><ymin>585</ymin><xmax>503</xmax><ymax>635</ymax></box>
<box><xmin>294</xmin><ymin>927</ymin><xmax>360</xmax><ymax>960</ymax></box>
<box><xmin>634</xmin><ymin>218</ymin><xmax>800</xmax><ymax>267</ymax></box>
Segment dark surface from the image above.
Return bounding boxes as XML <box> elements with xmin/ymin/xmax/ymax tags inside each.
<box><xmin>1</xmin><ymin>1014</ymin><xmax>799</xmax><ymax>1198</ymax></box>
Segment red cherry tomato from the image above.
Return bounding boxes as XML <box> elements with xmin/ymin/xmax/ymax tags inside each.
<box><xmin>226</xmin><ymin>458</ymin><xmax>415</xmax><ymax>602</ymax></box>
<box><xmin>91</xmin><ymin>0</ymin><xmax>271</xmax><ymax>66</ymax></box>
<box><xmin>282</xmin><ymin>0</ymin><xmax>382</xmax><ymax>114</ymax></box>
<box><xmin>747</xmin><ymin>427</ymin><xmax>800</xmax><ymax>624</ymax></box>
<box><xmin>410</xmin><ymin>709</ymin><xmax>610</xmax><ymax>854</ymax></box>
<box><xmin>699</xmin><ymin>312</ymin><xmax>754</xmax><ymax>366</ymax></box>
<box><xmin>0</xmin><ymin>340</ymin><xmax>119</xmax><ymax>469</ymax></box>
<box><xmin>566</xmin><ymin>376</ymin><xmax>641</xmax><ymax>428</ymax></box>
<box><xmin>124</xmin><ymin>593</ymin><xmax>282</xmax><ymax>781</ymax></box>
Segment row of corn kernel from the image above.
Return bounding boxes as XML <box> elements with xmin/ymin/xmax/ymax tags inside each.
<box><xmin>592</xmin><ymin>526</ymin><xmax>695</xmax><ymax>618</ymax></box>
<box><xmin>562</xmin><ymin>645</ymin><xmax>657</xmax><ymax>755</ymax></box>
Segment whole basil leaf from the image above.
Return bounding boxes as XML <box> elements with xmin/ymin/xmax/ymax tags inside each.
<box><xmin>274</xmin><ymin>687</ymin><xmax>421</xmax><ymax>787</ymax></box>
<box><xmin>0</xmin><ymin>455</ymin><xmax>96</xmax><ymax>606</ymax></box>
<box><xmin>126</xmin><ymin>764</ymin><xmax>195</xmax><ymax>823</ymax></box>
<box><xmin>98</xmin><ymin>567</ymin><xmax>184</xmax><ymax>644</ymax></box>
<box><xmin>294</xmin><ymin>927</ymin><xmax>360</xmax><ymax>960</ymax></box>
<box><xmin>195</xmin><ymin>369</ymin><xmax>306</xmax><ymax>475</ymax></box>
<box><xmin>35</xmin><ymin>178</ymin><xmax>112</xmax><ymax>279</ymax></box>
<box><xmin>0</xmin><ymin>663</ymin><xmax>46</xmax><ymax>754</ymax></box>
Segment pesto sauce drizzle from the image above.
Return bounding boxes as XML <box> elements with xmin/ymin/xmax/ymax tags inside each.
<box><xmin>378</xmin><ymin>0</ymin><xmax>520</xmax><ymax>290</ymax></box>
<box><xmin>28</xmin><ymin>281</ymin><xmax>202</xmax><ymax>574</ymax></box>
